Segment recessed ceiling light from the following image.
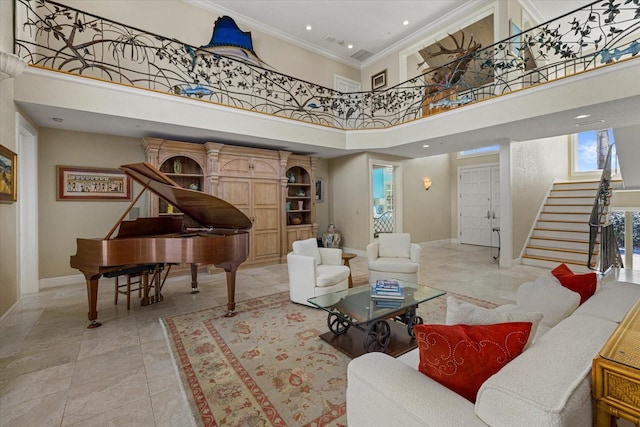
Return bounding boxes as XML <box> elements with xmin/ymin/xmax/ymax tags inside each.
<box><xmin>305</xmin><ymin>25</ymin><xmax>312</xmax><ymax>31</ymax></box>
<box><xmin>574</xmin><ymin>114</ymin><xmax>591</xmax><ymax>119</ymax></box>
<box><xmin>52</xmin><ymin>117</ymin><xmax>63</xmax><ymax>122</ymax></box>
<box><xmin>403</xmin><ymin>20</ymin><xmax>409</xmax><ymax>26</ymax></box>
<box><xmin>347</xmin><ymin>44</ymin><xmax>353</xmax><ymax>49</ymax></box>
<box><xmin>423</xmin><ymin>144</ymin><xmax>430</xmax><ymax>148</ymax></box>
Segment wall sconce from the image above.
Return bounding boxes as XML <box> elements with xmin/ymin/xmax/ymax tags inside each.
<box><xmin>423</xmin><ymin>177</ymin><xmax>432</xmax><ymax>191</ymax></box>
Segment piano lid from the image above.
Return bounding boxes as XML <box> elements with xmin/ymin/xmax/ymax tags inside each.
<box><xmin>120</xmin><ymin>162</ymin><xmax>252</xmax><ymax>230</ymax></box>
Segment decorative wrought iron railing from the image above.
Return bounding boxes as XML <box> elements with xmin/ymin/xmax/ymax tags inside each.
<box><xmin>13</xmin><ymin>0</ymin><xmax>640</xmax><ymax>130</ymax></box>
<box><xmin>588</xmin><ymin>142</ymin><xmax>623</xmax><ymax>273</ymax></box>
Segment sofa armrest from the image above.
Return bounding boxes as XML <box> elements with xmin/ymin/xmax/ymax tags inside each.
<box><xmin>347</xmin><ymin>352</ymin><xmax>485</xmax><ymax>427</ymax></box>
<box><xmin>366</xmin><ymin>242</ymin><xmax>380</xmax><ymax>263</ymax></box>
<box><xmin>287</xmin><ymin>253</ymin><xmax>318</xmax><ymax>301</ymax></box>
<box><xmin>410</xmin><ymin>243</ymin><xmax>421</xmax><ymax>263</ymax></box>
<box><xmin>318</xmin><ymin>247</ymin><xmax>343</xmax><ymax>265</ymax></box>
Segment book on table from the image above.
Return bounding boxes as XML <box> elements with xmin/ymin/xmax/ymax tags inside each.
<box><xmin>371</xmin><ymin>280</ymin><xmax>405</xmax><ymax>300</ymax></box>
<box><xmin>374</xmin><ymin>299</ymin><xmax>403</xmax><ymax>309</ymax></box>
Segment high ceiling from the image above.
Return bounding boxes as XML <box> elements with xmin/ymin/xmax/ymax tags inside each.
<box><xmin>191</xmin><ymin>0</ymin><xmax>589</xmax><ymax>67</ymax></box>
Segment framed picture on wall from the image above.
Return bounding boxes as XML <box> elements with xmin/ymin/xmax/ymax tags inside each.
<box><xmin>57</xmin><ymin>165</ymin><xmax>132</xmax><ymax>201</ymax></box>
<box><xmin>0</xmin><ymin>144</ymin><xmax>17</xmax><ymax>203</ymax></box>
<box><xmin>315</xmin><ymin>178</ymin><xmax>324</xmax><ymax>203</ymax></box>
<box><xmin>371</xmin><ymin>69</ymin><xmax>387</xmax><ymax>90</ymax></box>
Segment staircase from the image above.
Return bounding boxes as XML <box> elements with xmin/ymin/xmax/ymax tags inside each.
<box><xmin>522</xmin><ymin>180</ymin><xmax>602</xmax><ymax>273</ymax></box>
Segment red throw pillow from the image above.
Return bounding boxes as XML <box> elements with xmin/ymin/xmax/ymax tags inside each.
<box><xmin>414</xmin><ymin>322</ymin><xmax>531</xmax><ymax>403</ymax></box>
<box><xmin>551</xmin><ymin>263</ymin><xmax>597</xmax><ymax>304</ymax></box>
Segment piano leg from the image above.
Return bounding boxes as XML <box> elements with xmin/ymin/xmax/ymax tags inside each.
<box><xmin>221</xmin><ymin>263</ymin><xmax>239</xmax><ymax>317</ymax></box>
<box><xmin>84</xmin><ymin>273</ymin><xmax>102</xmax><ymax>328</ymax></box>
<box><xmin>190</xmin><ymin>263</ymin><xmax>200</xmax><ymax>294</ymax></box>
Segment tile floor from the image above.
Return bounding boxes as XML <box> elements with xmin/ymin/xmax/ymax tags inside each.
<box><xmin>0</xmin><ymin>242</ymin><xmax>605</xmax><ymax>426</ymax></box>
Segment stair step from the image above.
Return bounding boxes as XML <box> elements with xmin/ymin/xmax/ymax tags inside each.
<box><xmin>536</xmin><ymin>220</ymin><xmax>590</xmax><ymax>232</ymax></box>
<box><xmin>546</xmin><ymin>196</ymin><xmax>598</xmax><ymax>205</ymax></box>
<box><xmin>549</xmin><ymin>189</ymin><xmax>598</xmax><ymax>198</ymax></box>
<box><xmin>521</xmin><ymin>254</ymin><xmax>595</xmax><ymax>272</ymax></box>
<box><xmin>533</xmin><ymin>228</ymin><xmax>590</xmax><ymax>239</ymax></box>
<box><xmin>529</xmin><ymin>237</ymin><xmax>594</xmax><ymax>251</ymax></box>
<box><xmin>539</xmin><ymin>212</ymin><xmax>591</xmax><ymax>221</ymax></box>
<box><xmin>553</xmin><ymin>181</ymin><xmax>599</xmax><ymax>191</ymax></box>
<box><xmin>543</xmin><ymin>204</ymin><xmax>593</xmax><ymax>213</ymax></box>
<box><xmin>525</xmin><ymin>245</ymin><xmax>595</xmax><ymax>262</ymax></box>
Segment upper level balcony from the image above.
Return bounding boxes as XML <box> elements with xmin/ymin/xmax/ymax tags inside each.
<box><xmin>10</xmin><ymin>0</ymin><xmax>640</xmax><ymax>159</ymax></box>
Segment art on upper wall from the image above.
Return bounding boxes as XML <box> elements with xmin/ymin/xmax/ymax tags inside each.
<box><xmin>186</xmin><ymin>15</ymin><xmax>271</xmax><ymax>70</ymax></box>
<box><xmin>57</xmin><ymin>166</ymin><xmax>132</xmax><ymax>201</ymax></box>
<box><xmin>0</xmin><ymin>144</ymin><xmax>17</xmax><ymax>203</ymax></box>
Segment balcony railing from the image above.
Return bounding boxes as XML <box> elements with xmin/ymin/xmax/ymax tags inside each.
<box><xmin>13</xmin><ymin>0</ymin><xmax>640</xmax><ymax>130</ymax></box>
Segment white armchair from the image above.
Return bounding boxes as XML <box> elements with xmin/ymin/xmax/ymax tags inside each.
<box><xmin>367</xmin><ymin>233</ymin><xmax>421</xmax><ymax>283</ymax></box>
<box><xmin>287</xmin><ymin>238</ymin><xmax>351</xmax><ymax>306</ymax></box>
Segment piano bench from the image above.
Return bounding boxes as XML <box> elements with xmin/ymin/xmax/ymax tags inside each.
<box><xmin>106</xmin><ymin>265</ymin><xmax>158</xmax><ymax>310</ymax></box>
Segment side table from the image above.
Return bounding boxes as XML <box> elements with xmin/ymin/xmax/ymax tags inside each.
<box><xmin>342</xmin><ymin>252</ymin><xmax>357</xmax><ymax>288</ymax></box>
<box><xmin>592</xmin><ymin>298</ymin><xmax>640</xmax><ymax>427</ymax></box>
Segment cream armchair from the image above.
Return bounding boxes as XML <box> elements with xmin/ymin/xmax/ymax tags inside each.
<box><xmin>367</xmin><ymin>233</ymin><xmax>421</xmax><ymax>283</ymax></box>
<box><xmin>287</xmin><ymin>238</ymin><xmax>350</xmax><ymax>306</ymax></box>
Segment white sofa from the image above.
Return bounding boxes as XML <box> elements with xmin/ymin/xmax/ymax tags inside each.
<box><xmin>347</xmin><ymin>272</ymin><xmax>640</xmax><ymax>427</ymax></box>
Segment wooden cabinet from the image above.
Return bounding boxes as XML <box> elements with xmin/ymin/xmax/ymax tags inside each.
<box><xmin>143</xmin><ymin>138</ymin><xmax>317</xmax><ymax>266</ymax></box>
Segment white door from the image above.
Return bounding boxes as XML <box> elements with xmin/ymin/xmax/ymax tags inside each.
<box><xmin>490</xmin><ymin>165</ymin><xmax>500</xmax><ymax>247</ymax></box>
<box><xmin>459</xmin><ymin>165</ymin><xmax>500</xmax><ymax>247</ymax></box>
<box><xmin>334</xmin><ymin>75</ymin><xmax>361</xmax><ymax>128</ymax></box>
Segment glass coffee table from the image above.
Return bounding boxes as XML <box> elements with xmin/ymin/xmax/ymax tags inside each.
<box><xmin>308</xmin><ymin>281</ymin><xmax>445</xmax><ymax>357</ymax></box>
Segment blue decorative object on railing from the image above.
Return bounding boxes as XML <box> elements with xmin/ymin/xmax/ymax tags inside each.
<box><xmin>13</xmin><ymin>0</ymin><xmax>640</xmax><ymax>130</ymax></box>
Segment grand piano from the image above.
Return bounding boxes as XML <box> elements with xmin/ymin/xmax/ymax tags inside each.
<box><xmin>70</xmin><ymin>162</ymin><xmax>252</xmax><ymax>328</ymax></box>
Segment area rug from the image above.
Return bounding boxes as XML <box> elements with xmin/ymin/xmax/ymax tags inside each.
<box><xmin>162</xmin><ymin>289</ymin><xmax>496</xmax><ymax>427</ymax></box>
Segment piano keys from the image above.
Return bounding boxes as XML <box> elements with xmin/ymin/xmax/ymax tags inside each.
<box><xmin>70</xmin><ymin>162</ymin><xmax>251</xmax><ymax>328</ymax></box>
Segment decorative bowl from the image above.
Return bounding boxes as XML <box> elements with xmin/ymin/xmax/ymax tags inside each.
<box><xmin>290</xmin><ymin>217</ymin><xmax>302</xmax><ymax>225</ymax></box>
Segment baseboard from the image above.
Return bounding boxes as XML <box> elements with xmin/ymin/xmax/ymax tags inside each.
<box><xmin>0</xmin><ymin>300</ymin><xmax>20</xmax><ymax>326</ymax></box>
<box><xmin>39</xmin><ymin>274</ymin><xmax>86</xmax><ymax>289</ymax></box>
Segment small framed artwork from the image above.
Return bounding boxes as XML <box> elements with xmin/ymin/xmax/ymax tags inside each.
<box><xmin>510</xmin><ymin>20</ymin><xmax>522</xmax><ymax>55</ymax></box>
<box><xmin>371</xmin><ymin>69</ymin><xmax>387</xmax><ymax>90</ymax></box>
<box><xmin>57</xmin><ymin>166</ymin><xmax>132</xmax><ymax>201</ymax></box>
<box><xmin>0</xmin><ymin>144</ymin><xmax>17</xmax><ymax>203</ymax></box>
<box><xmin>315</xmin><ymin>178</ymin><xmax>324</xmax><ymax>203</ymax></box>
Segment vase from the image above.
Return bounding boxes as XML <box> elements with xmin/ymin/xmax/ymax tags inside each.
<box><xmin>288</xmin><ymin>173</ymin><xmax>295</xmax><ymax>183</ymax></box>
<box><xmin>298</xmin><ymin>200</ymin><xmax>304</xmax><ymax>210</ymax></box>
<box><xmin>173</xmin><ymin>159</ymin><xmax>182</xmax><ymax>174</ymax></box>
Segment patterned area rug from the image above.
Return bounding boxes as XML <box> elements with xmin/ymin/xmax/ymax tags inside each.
<box><xmin>162</xmin><ymin>286</ymin><xmax>495</xmax><ymax>426</ymax></box>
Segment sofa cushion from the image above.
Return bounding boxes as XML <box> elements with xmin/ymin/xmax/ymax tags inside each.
<box><xmin>475</xmin><ymin>314</ymin><xmax>618</xmax><ymax>427</ymax></box>
<box><xmin>368</xmin><ymin>257</ymin><xmax>419</xmax><ymax>274</ymax></box>
<box><xmin>378</xmin><ymin>233</ymin><xmax>411</xmax><ymax>258</ymax></box>
<box><xmin>316</xmin><ymin>265</ymin><xmax>350</xmax><ymax>287</ymax></box>
<box><xmin>516</xmin><ymin>273</ymin><xmax>580</xmax><ymax>328</ymax></box>
<box><xmin>446</xmin><ymin>296</ymin><xmax>542</xmax><ymax>349</ymax></box>
<box><xmin>292</xmin><ymin>238</ymin><xmax>322</xmax><ymax>265</ymax></box>
<box><xmin>551</xmin><ymin>263</ymin><xmax>597</xmax><ymax>304</ymax></box>
<box><xmin>414</xmin><ymin>322</ymin><xmax>531</xmax><ymax>403</ymax></box>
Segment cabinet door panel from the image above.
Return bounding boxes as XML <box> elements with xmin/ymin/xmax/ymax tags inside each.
<box><xmin>219</xmin><ymin>156</ymin><xmax>251</xmax><ymax>177</ymax></box>
<box><xmin>219</xmin><ymin>180</ymin><xmax>250</xmax><ymax>207</ymax></box>
<box><xmin>254</xmin><ymin>232</ymin><xmax>280</xmax><ymax>258</ymax></box>
<box><xmin>253</xmin><ymin>181</ymin><xmax>279</xmax><ymax>205</ymax></box>
<box><xmin>252</xmin><ymin>158</ymin><xmax>280</xmax><ymax>179</ymax></box>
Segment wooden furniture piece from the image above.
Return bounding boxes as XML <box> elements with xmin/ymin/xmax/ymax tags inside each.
<box><xmin>592</xmin><ymin>298</ymin><xmax>640</xmax><ymax>427</ymax></box>
<box><xmin>307</xmin><ymin>281</ymin><xmax>445</xmax><ymax>358</ymax></box>
<box><xmin>143</xmin><ymin>138</ymin><xmax>318</xmax><ymax>267</ymax></box>
<box><xmin>342</xmin><ymin>252</ymin><xmax>357</xmax><ymax>288</ymax></box>
<box><xmin>285</xmin><ymin>155</ymin><xmax>318</xmax><ymax>253</ymax></box>
<box><xmin>70</xmin><ymin>162</ymin><xmax>251</xmax><ymax>328</ymax></box>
